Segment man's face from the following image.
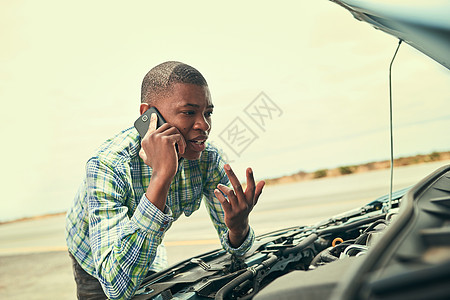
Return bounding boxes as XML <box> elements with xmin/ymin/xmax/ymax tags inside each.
<box><xmin>155</xmin><ymin>83</ymin><xmax>213</xmax><ymax>160</ymax></box>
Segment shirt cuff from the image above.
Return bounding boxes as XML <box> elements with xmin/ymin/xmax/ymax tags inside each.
<box><xmin>131</xmin><ymin>194</ymin><xmax>174</xmax><ymax>237</ymax></box>
<box><xmin>220</xmin><ymin>226</ymin><xmax>255</xmax><ymax>256</ymax></box>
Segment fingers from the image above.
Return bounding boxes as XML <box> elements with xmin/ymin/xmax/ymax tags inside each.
<box><xmin>217</xmin><ymin>183</ymin><xmax>239</xmax><ymax>208</ymax></box>
<box><xmin>244</xmin><ymin>168</ymin><xmax>256</xmax><ymax>203</ymax></box>
<box><xmin>160</xmin><ymin>128</ymin><xmax>186</xmax><ymax>154</ymax></box>
<box><xmin>214</xmin><ymin>188</ymin><xmax>232</xmax><ymax>213</ymax></box>
<box><xmin>139</xmin><ymin>148</ymin><xmax>147</xmax><ymax>162</ymax></box>
<box><xmin>254</xmin><ymin>180</ymin><xmax>265</xmax><ymax>206</ymax></box>
<box><xmin>145</xmin><ymin>120</ymin><xmax>186</xmax><ymax>154</ymax></box>
<box><xmin>224</xmin><ymin>164</ymin><xmax>245</xmax><ymax>200</ymax></box>
<box><xmin>146</xmin><ymin>113</ymin><xmax>158</xmax><ymax>135</ymax></box>
<box><xmin>219</xmin><ymin>165</ymin><xmax>264</xmax><ymax>209</ymax></box>
<box><xmin>174</xmin><ymin>133</ymin><xmax>186</xmax><ymax>154</ymax></box>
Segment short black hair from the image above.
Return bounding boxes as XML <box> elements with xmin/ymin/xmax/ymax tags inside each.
<box><xmin>141</xmin><ymin>61</ymin><xmax>208</xmax><ymax>104</ymax></box>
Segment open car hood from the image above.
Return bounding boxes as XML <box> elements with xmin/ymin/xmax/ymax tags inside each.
<box><xmin>131</xmin><ymin>2</ymin><xmax>450</xmax><ymax>299</ymax></box>
<box><xmin>330</xmin><ymin>0</ymin><xmax>450</xmax><ymax>69</ymax></box>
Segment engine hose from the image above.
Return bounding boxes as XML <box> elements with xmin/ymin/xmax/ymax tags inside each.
<box><xmin>363</xmin><ymin>219</ymin><xmax>388</xmax><ymax>233</ymax></box>
<box><xmin>311</xmin><ymin>247</ymin><xmax>338</xmax><ymax>266</ymax></box>
<box><xmin>321</xmin><ymin>249</ymin><xmax>338</xmax><ymax>262</ymax></box>
<box><xmin>282</xmin><ymin>233</ymin><xmax>318</xmax><ymax>256</ymax></box>
<box><xmin>214</xmin><ymin>254</ymin><xmax>278</xmax><ymax>300</ymax></box>
<box><xmin>317</xmin><ymin>214</ymin><xmax>386</xmax><ymax>235</ymax></box>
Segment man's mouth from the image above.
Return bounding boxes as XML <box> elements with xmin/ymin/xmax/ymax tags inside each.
<box><xmin>188</xmin><ymin>137</ymin><xmax>207</xmax><ymax>152</ymax></box>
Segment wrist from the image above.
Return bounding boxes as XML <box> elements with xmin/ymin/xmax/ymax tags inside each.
<box><xmin>228</xmin><ymin>225</ymin><xmax>249</xmax><ymax>248</ymax></box>
<box><xmin>151</xmin><ymin>169</ymin><xmax>176</xmax><ymax>183</ymax></box>
<box><xmin>145</xmin><ymin>174</ymin><xmax>172</xmax><ymax>211</ymax></box>
<box><xmin>155</xmin><ymin>168</ymin><xmax>174</xmax><ymax>179</ymax></box>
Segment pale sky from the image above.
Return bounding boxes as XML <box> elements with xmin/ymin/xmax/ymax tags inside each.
<box><xmin>1</xmin><ymin>0</ymin><xmax>449</xmax><ymax>221</ymax></box>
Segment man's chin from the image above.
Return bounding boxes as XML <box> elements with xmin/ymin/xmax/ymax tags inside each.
<box><xmin>180</xmin><ymin>151</ymin><xmax>202</xmax><ymax>161</ymax></box>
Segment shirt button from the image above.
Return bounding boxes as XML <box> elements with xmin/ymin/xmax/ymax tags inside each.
<box><xmin>159</xmin><ymin>228</ymin><xmax>164</xmax><ymax>232</ymax></box>
<box><xmin>163</xmin><ymin>221</ymin><xmax>168</xmax><ymax>225</ymax></box>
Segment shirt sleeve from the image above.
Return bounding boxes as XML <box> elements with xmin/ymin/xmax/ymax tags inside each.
<box><xmin>201</xmin><ymin>149</ymin><xmax>255</xmax><ymax>256</ymax></box>
<box><xmin>86</xmin><ymin>158</ymin><xmax>173</xmax><ymax>300</ymax></box>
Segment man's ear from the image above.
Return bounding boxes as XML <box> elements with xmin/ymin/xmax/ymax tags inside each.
<box><xmin>140</xmin><ymin>103</ymin><xmax>150</xmax><ymax>115</ymax></box>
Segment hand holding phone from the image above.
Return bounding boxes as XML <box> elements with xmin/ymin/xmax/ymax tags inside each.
<box><xmin>134</xmin><ymin>106</ymin><xmax>185</xmax><ymax>179</ymax></box>
<box><xmin>134</xmin><ymin>107</ymin><xmax>180</xmax><ymax>154</ymax></box>
<box><xmin>134</xmin><ymin>107</ymin><xmax>185</xmax><ymax>211</ymax></box>
<box><xmin>134</xmin><ymin>106</ymin><xmax>167</xmax><ymax>139</ymax></box>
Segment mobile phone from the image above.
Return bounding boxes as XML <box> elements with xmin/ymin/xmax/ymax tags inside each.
<box><xmin>134</xmin><ymin>106</ymin><xmax>166</xmax><ymax>138</ymax></box>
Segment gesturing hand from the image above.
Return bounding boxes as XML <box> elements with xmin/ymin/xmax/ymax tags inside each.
<box><xmin>214</xmin><ymin>164</ymin><xmax>265</xmax><ymax>248</ymax></box>
<box><xmin>139</xmin><ymin>113</ymin><xmax>186</xmax><ymax>180</ymax></box>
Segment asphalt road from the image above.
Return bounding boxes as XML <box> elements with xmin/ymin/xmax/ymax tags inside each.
<box><xmin>1</xmin><ymin>160</ymin><xmax>448</xmax><ymax>299</ymax></box>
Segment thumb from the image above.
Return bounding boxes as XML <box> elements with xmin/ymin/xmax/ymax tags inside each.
<box><xmin>139</xmin><ymin>148</ymin><xmax>148</xmax><ymax>162</ymax></box>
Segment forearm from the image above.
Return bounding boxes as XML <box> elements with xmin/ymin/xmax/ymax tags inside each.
<box><xmin>204</xmin><ymin>196</ymin><xmax>254</xmax><ymax>255</ymax></box>
<box><xmin>96</xmin><ymin>230</ymin><xmax>156</xmax><ymax>299</ymax></box>
<box><xmin>91</xmin><ymin>195</ymin><xmax>173</xmax><ymax>299</ymax></box>
<box><xmin>85</xmin><ymin>158</ymin><xmax>175</xmax><ymax>299</ymax></box>
<box><xmin>145</xmin><ymin>173</ymin><xmax>172</xmax><ymax>211</ymax></box>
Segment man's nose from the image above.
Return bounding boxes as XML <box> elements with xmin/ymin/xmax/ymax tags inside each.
<box><xmin>194</xmin><ymin>115</ymin><xmax>211</xmax><ymax>132</ymax></box>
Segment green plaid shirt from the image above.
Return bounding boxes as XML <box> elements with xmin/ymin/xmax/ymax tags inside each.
<box><xmin>65</xmin><ymin>127</ymin><xmax>254</xmax><ymax>300</ymax></box>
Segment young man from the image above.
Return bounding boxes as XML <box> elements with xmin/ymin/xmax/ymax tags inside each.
<box><xmin>65</xmin><ymin>61</ymin><xmax>265</xmax><ymax>300</ymax></box>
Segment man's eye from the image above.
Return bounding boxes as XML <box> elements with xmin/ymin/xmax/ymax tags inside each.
<box><xmin>183</xmin><ymin>111</ymin><xmax>195</xmax><ymax>115</ymax></box>
<box><xmin>205</xmin><ymin>111</ymin><xmax>213</xmax><ymax>117</ymax></box>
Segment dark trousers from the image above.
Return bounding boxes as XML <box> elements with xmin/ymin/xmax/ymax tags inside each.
<box><xmin>69</xmin><ymin>252</ymin><xmax>107</xmax><ymax>300</ymax></box>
